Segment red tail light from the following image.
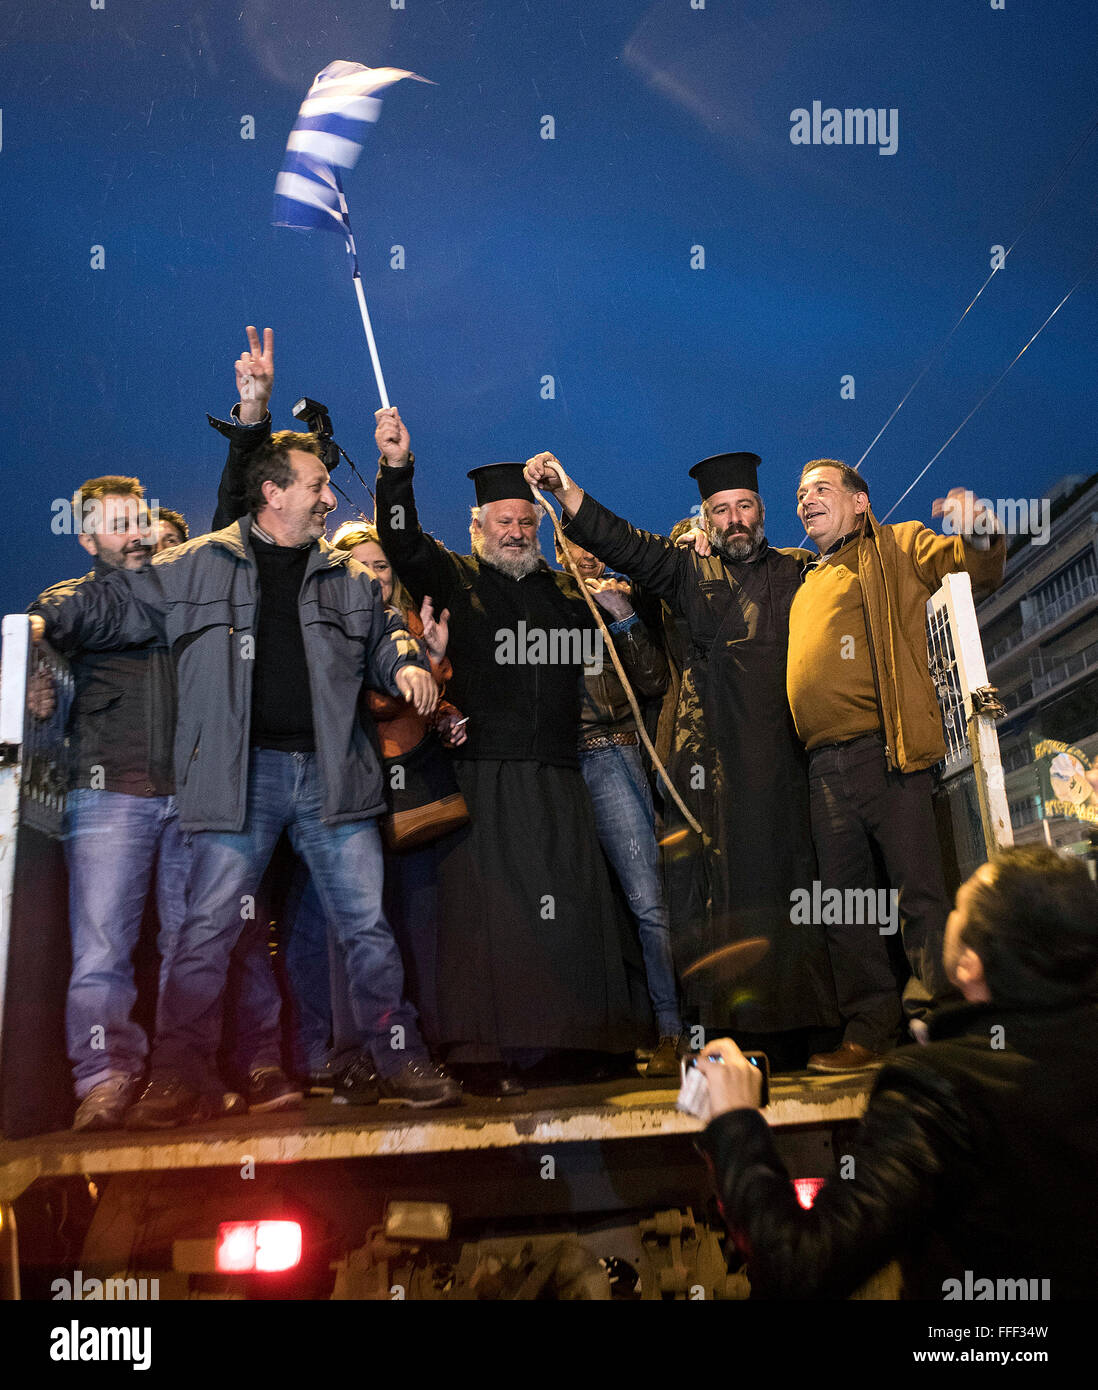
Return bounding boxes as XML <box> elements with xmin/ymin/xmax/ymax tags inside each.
<box><xmin>216</xmin><ymin>1220</ymin><xmax>302</xmax><ymax>1273</ymax></box>
<box><xmin>792</xmin><ymin>1178</ymin><xmax>826</xmax><ymax>1210</ymax></box>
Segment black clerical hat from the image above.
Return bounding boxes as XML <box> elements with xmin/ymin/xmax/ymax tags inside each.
<box><xmin>466</xmin><ymin>462</ymin><xmax>535</xmax><ymax>506</ymax></box>
<box><xmin>688</xmin><ymin>452</ymin><xmax>761</xmax><ymax>500</ymax></box>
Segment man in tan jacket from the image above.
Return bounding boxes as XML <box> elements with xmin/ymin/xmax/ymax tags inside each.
<box><xmin>788</xmin><ymin>460</ymin><xmax>1005</xmax><ymax>1071</ymax></box>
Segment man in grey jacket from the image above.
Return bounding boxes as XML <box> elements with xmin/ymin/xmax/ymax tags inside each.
<box><xmin>32</xmin><ymin>430</ymin><xmax>461</xmax><ymax>1124</ymax></box>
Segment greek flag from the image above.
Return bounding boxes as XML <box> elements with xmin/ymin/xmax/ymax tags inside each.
<box><xmin>273</xmin><ymin>60</ymin><xmax>427</xmax><ymax>242</ymax></box>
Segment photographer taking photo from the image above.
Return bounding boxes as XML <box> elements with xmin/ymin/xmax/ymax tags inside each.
<box><xmin>694</xmin><ymin>845</ymin><xmax>1098</xmax><ymax>1299</ymax></box>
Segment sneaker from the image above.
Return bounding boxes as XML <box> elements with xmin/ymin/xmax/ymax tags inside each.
<box><xmin>645</xmin><ymin>1035</ymin><xmax>686</xmax><ymax>1079</ymax></box>
<box><xmin>125</xmin><ymin>1075</ymin><xmax>220</xmax><ymax>1130</ymax></box>
<box><xmin>331</xmin><ymin>1054</ymin><xmax>380</xmax><ymax>1107</ymax></box>
<box><xmin>73</xmin><ymin>1076</ymin><xmax>142</xmax><ymax>1133</ymax></box>
<box><xmin>378</xmin><ymin>1057</ymin><xmax>463</xmax><ymax>1109</ymax></box>
<box><xmin>245</xmin><ymin>1067</ymin><xmax>304</xmax><ymax>1113</ymax></box>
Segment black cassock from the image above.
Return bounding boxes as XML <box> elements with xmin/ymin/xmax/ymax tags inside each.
<box><xmin>564</xmin><ymin>494</ymin><xmax>838</xmax><ymax>1034</ymax></box>
<box><xmin>376</xmin><ymin>462</ymin><xmax>651</xmax><ymax>1056</ymax></box>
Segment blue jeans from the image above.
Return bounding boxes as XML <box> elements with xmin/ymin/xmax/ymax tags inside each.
<box><xmin>280</xmin><ymin>860</ymin><xmax>334</xmax><ymax>1077</ymax></box>
<box><xmin>282</xmin><ymin>844</ymin><xmax>441</xmax><ymax>1072</ymax></box>
<box><xmin>278</xmin><ymin>869</ymin><xmax>359</xmax><ymax>1073</ymax></box>
<box><xmin>63</xmin><ymin>789</ymin><xmax>188</xmax><ymax>1097</ymax></box>
<box><xmin>580</xmin><ymin>743</ymin><xmax>682</xmax><ymax>1035</ymax></box>
<box><xmin>63</xmin><ymin>788</ymin><xmax>285</xmax><ymax>1096</ymax></box>
<box><xmin>151</xmin><ymin>750</ymin><xmax>425</xmax><ymax>1088</ymax></box>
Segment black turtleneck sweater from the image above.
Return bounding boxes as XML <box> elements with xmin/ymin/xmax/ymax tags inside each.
<box><xmin>249</xmin><ymin>533</ymin><xmax>315</xmax><ymax>751</ymax></box>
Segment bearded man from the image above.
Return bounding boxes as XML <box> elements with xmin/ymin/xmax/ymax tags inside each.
<box><xmin>524</xmin><ymin>450</ymin><xmax>838</xmax><ymax>1065</ymax></box>
<box><xmin>374</xmin><ymin>409</ymin><xmax>649</xmax><ymax>1095</ymax></box>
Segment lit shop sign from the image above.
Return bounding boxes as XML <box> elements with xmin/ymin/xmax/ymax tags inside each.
<box><xmin>1033</xmin><ymin>738</ymin><xmax>1098</xmax><ymax>825</ymax></box>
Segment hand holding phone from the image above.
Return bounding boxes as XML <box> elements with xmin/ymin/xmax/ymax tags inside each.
<box><xmin>677</xmin><ymin>1048</ymin><xmax>769</xmax><ymax>1121</ymax></box>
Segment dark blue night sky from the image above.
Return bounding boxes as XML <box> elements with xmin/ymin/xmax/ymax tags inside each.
<box><xmin>3</xmin><ymin>1</ymin><xmax>1096</xmax><ymax>615</ymax></box>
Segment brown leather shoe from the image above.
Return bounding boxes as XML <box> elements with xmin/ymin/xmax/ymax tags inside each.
<box><xmin>645</xmin><ymin>1035</ymin><xmax>686</xmax><ymax>1078</ymax></box>
<box><xmin>806</xmin><ymin>1042</ymin><xmax>886</xmax><ymax>1074</ymax></box>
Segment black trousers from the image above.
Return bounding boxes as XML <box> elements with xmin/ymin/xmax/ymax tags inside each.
<box><xmin>807</xmin><ymin>733</ymin><xmax>954</xmax><ymax>1051</ymax></box>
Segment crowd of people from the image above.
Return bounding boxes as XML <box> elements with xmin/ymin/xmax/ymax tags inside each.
<box><xmin>28</xmin><ymin>324</ymin><xmax>1017</xmax><ymax>1131</ymax></box>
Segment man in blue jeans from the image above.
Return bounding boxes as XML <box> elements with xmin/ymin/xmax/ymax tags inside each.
<box><xmin>32</xmin><ymin>430</ymin><xmax>460</xmax><ymax>1125</ymax></box>
<box><xmin>34</xmin><ymin>477</ymin><xmax>294</xmax><ymax>1129</ymax></box>
<box><xmin>556</xmin><ymin>536</ymin><xmax>684</xmax><ymax>1075</ymax></box>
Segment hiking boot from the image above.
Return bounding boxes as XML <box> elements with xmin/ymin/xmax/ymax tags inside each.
<box><xmin>73</xmin><ymin>1076</ymin><xmax>142</xmax><ymax>1133</ymax></box>
<box><xmin>378</xmin><ymin>1057</ymin><xmax>462</xmax><ymax>1109</ymax></box>
<box><xmin>125</xmin><ymin>1075</ymin><xmax>220</xmax><ymax>1130</ymax></box>
<box><xmin>331</xmin><ymin>1054</ymin><xmax>381</xmax><ymax>1107</ymax></box>
<box><xmin>245</xmin><ymin>1067</ymin><xmax>304</xmax><ymax>1113</ymax></box>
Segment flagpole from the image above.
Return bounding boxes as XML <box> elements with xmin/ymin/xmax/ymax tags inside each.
<box><xmin>350</xmin><ymin>269</ymin><xmax>390</xmax><ymax>410</ymax></box>
<box><xmin>338</xmin><ymin>185</ymin><xmax>390</xmax><ymax>410</ymax></box>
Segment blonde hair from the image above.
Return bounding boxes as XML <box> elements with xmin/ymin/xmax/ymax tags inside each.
<box><xmin>331</xmin><ymin>521</ymin><xmax>414</xmax><ymax>618</ymax></box>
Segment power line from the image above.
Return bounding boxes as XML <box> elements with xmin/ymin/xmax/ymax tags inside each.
<box><xmin>857</xmin><ymin>108</ymin><xmax>1098</xmax><ymax>476</ymax></box>
<box><xmin>880</xmin><ymin>249</ymin><xmax>1098</xmax><ymax>521</ymax></box>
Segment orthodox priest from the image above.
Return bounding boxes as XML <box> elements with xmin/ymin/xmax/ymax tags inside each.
<box><xmin>374</xmin><ymin>409</ymin><xmax>650</xmax><ymax>1095</ymax></box>
<box><xmin>524</xmin><ymin>450</ymin><xmax>838</xmax><ymax>1063</ymax></box>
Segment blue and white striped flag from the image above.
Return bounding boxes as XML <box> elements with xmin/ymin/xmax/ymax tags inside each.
<box><xmin>273</xmin><ymin>60</ymin><xmax>428</xmax><ymax>244</ymax></box>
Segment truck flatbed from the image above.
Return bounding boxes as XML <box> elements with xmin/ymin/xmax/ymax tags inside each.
<box><xmin>0</xmin><ymin>1069</ymin><xmax>873</xmax><ymax>1203</ymax></box>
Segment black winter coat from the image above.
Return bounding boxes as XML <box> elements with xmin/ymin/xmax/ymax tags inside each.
<box><xmin>376</xmin><ymin>461</ymin><xmax>596</xmax><ymax>768</ymax></box>
<box><xmin>697</xmin><ymin>1000</ymin><xmax>1098</xmax><ymax>1299</ymax></box>
<box><xmin>563</xmin><ymin>492</ymin><xmax>836</xmax><ymax>1032</ymax></box>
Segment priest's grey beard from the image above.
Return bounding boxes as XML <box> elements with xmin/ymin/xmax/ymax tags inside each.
<box><xmin>472</xmin><ymin>528</ymin><xmax>544</xmax><ymax>579</ymax></box>
<box><xmin>708</xmin><ymin>518</ymin><xmax>766</xmax><ymax>562</ymax></box>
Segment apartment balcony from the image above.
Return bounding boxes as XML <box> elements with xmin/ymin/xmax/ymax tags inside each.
<box><xmin>988</xmin><ymin>573</ymin><xmax>1098</xmax><ymax>666</ymax></box>
<box><xmin>1000</xmin><ymin>637</ymin><xmax>1098</xmax><ymax>718</ymax></box>
<box><xmin>1033</xmin><ymin>638</ymin><xmax>1098</xmax><ymax>696</ymax></box>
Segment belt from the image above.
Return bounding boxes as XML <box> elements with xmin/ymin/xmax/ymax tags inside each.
<box><xmin>809</xmin><ymin>730</ymin><xmax>883</xmax><ymax>755</ymax></box>
<box><xmin>579</xmin><ymin>730</ymin><xmax>639</xmax><ymax>753</ymax></box>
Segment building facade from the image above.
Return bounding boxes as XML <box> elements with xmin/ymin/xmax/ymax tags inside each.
<box><xmin>976</xmin><ymin>471</ymin><xmax>1098</xmax><ymax>867</ymax></box>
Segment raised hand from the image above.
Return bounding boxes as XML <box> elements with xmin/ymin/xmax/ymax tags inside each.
<box><xmin>523</xmin><ymin>452</ymin><xmax>569</xmax><ymax>495</ymax></box>
<box><xmin>419</xmin><ymin>595</ymin><xmax>450</xmax><ymax>661</ymax></box>
<box><xmin>932</xmin><ymin>487</ymin><xmax>999</xmax><ymax>539</ymax></box>
<box><xmin>375</xmin><ymin>407</ymin><xmax>411</xmax><ymax>466</ymax></box>
<box><xmin>524</xmin><ymin>452</ymin><xmax>584</xmax><ymax>517</ymax></box>
<box><xmin>235</xmin><ymin>325</ymin><xmax>274</xmax><ymax>424</ymax></box>
<box><xmin>586</xmin><ymin>577</ymin><xmax>634</xmax><ymax>621</ymax></box>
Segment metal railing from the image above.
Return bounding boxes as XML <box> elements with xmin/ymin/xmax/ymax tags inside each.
<box><xmin>1024</xmin><ymin>573</ymin><xmax>1098</xmax><ymax>637</ymax></box>
<box><xmin>988</xmin><ymin>573</ymin><xmax>1098</xmax><ymax>663</ymax></box>
<box><xmin>1032</xmin><ymin>638</ymin><xmax>1098</xmax><ymax>698</ymax></box>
